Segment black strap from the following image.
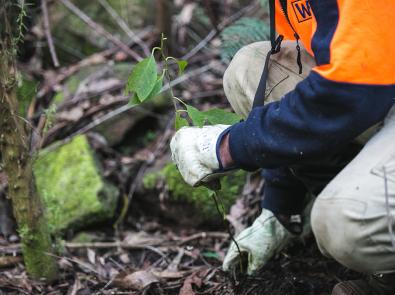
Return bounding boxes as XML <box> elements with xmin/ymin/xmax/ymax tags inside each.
<box><xmin>252</xmin><ymin>47</ymin><xmax>274</xmax><ymax>108</ymax></box>
<box><xmin>252</xmin><ymin>0</ymin><xmax>283</xmax><ymax>108</ymax></box>
<box><xmin>269</xmin><ymin>0</ymin><xmax>277</xmax><ymax>52</ymax></box>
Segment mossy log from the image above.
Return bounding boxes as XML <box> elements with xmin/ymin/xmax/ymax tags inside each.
<box><xmin>0</xmin><ymin>1</ymin><xmax>58</xmax><ymax>281</ymax></box>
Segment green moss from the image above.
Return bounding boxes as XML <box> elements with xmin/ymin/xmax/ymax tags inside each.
<box><xmin>52</xmin><ymin>92</ymin><xmax>64</xmax><ymax>106</ymax></box>
<box><xmin>34</xmin><ymin>135</ymin><xmax>118</xmax><ymax>233</ymax></box>
<box><xmin>143</xmin><ymin>164</ymin><xmax>246</xmax><ymax>219</ymax></box>
<box><xmin>21</xmin><ymin>218</ymin><xmax>58</xmax><ymax>281</ymax></box>
<box><xmin>143</xmin><ymin>171</ymin><xmax>159</xmax><ymax>189</ymax></box>
<box><xmin>71</xmin><ymin>232</ymin><xmax>97</xmax><ymax>244</ymax></box>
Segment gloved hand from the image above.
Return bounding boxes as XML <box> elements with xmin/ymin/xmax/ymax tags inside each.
<box><xmin>223</xmin><ymin>196</ymin><xmax>315</xmax><ymax>275</ymax></box>
<box><xmin>170</xmin><ymin>125</ymin><xmax>230</xmax><ymax>187</ymax></box>
<box><xmin>222</xmin><ymin>208</ymin><xmax>292</xmax><ymax>275</ymax></box>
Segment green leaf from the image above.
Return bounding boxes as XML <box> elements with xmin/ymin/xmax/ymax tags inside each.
<box><xmin>176</xmin><ymin>60</ymin><xmax>188</xmax><ymax>76</ymax></box>
<box><xmin>142</xmin><ymin>76</ymin><xmax>163</xmax><ymax>102</ymax></box>
<box><xmin>186</xmin><ymin>105</ymin><xmax>207</xmax><ymax>127</ymax></box>
<box><xmin>175</xmin><ymin>113</ymin><xmax>189</xmax><ymax>130</ymax></box>
<box><xmin>186</xmin><ymin>105</ymin><xmax>241</xmax><ymax>127</ymax></box>
<box><xmin>129</xmin><ymin>94</ymin><xmax>140</xmax><ymax>105</ymax></box>
<box><xmin>125</xmin><ymin>56</ymin><xmax>158</xmax><ymax>101</ymax></box>
<box><xmin>202</xmin><ymin>251</ymin><xmax>221</xmax><ymax>260</ymax></box>
<box><xmin>202</xmin><ymin>108</ymin><xmax>241</xmax><ymax>125</ymax></box>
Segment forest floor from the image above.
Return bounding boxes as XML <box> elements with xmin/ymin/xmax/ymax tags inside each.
<box><xmin>0</xmin><ymin>225</ymin><xmax>361</xmax><ymax>295</ymax></box>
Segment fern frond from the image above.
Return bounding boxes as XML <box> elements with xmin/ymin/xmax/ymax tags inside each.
<box><xmin>220</xmin><ymin>17</ymin><xmax>270</xmax><ymax>62</ymax></box>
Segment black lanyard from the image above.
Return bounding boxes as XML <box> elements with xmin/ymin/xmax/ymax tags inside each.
<box><xmin>252</xmin><ymin>0</ymin><xmax>303</xmax><ymax>109</ymax></box>
<box><xmin>252</xmin><ymin>0</ymin><xmax>283</xmax><ymax>108</ymax></box>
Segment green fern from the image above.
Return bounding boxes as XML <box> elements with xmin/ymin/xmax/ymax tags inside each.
<box><xmin>220</xmin><ymin>17</ymin><xmax>270</xmax><ymax>62</ymax></box>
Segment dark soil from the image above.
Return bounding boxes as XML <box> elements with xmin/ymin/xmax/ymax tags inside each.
<box><xmin>224</xmin><ymin>236</ymin><xmax>361</xmax><ymax>295</ymax></box>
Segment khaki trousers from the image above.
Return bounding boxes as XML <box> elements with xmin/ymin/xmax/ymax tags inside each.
<box><xmin>223</xmin><ymin>41</ymin><xmax>395</xmax><ymax>274</ymax></box>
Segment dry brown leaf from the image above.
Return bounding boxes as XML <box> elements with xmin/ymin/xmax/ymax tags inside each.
<box><xmin>115</xmin><ymin>270</ymin><xmax>159</xmax><ymax>290</ymax></box>
<box><xmin>179</xmin><ymin>275</ymin><xmax>202</xmax><ymax>295</ymax></box>
<box><xmin>151</xmin><ymin>269</ymin><xmax>192</xmax><ymax>280</ymax></box>
<box><xmin>58</xmin><ymin>108</ymin><xmax>84</xmax><ymax>122</ymax></box>
<box><xmin>68</xmin><ymin>278</ymin><xmax>82</xmax><ymax>295</ymax></box>
<box><xmin>179</xmin><ymin>268</ymin><xmax>210</xmax><ymax>295</ymax></box>
<box><xmin>87</xmin><ymin>248</ymin><xmax>96</xmax><ymax>265</ymax></box>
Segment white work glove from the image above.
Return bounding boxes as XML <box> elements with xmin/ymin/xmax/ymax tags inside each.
<box><xmin>222</xmin><ymin>208</ymin><xmax>292</xmax><ymax>275</ymax></box>
<box><xmin>170</xmin><ymin>125</ymin><xmax>230</xmax><ymax>187</ymax></box>
<box><xmin>223</xmin><ymin>197</ymin><xmax>315</xmax><ymax>275</ymax></box>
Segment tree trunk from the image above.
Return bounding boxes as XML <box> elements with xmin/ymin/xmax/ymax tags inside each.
<box><xmin>0</xmin><ymin>0</ymin><xmax>58</xmax><ymax>281</ymax></box>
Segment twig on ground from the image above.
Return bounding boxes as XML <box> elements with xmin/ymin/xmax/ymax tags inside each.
<box><xmin>36</xmin><ymin>28</ymin><xmax>152</xmax><ymax>98</ymax></box>
<box><xmin>57</xmin><ymin>0</ymin><xmax>143</xmax><ymax>61</ymax></box>
<box><xmin>48</xmin><ymin>253</ymin><xmax>101</xmax><ymax>275</ymax></box>
<box><xmin>127</xmin><ymin>117</ymin><xmax>173</xmax><ymax>199</ymax></box>
<box><xmin>0</xmin><ymin>231</ymin><xmax>228</xmax><ymax>255</ymax></box>
<box><xmin>112</xmin><ymin>117</ymin><xmax>174</xmax><ymax>231</ymax></box>
<box><xmin>94</xmin><ymin>276</ymin><xmax>116</xmax><ymax>295</ymax></box>
<box><xmin>166</xmin><ymin>248</ymin><xmax>185</xmax><ymax>272</ymax></box>
<box><xmin>44</xmin><ymin>103</ymin><xmax>134</xmax><ymax>152</ymax></box>
<box><xmin>0</xmin><ymin>256</ymin><xmax>22</xmax><ymax>268</ymax></box>
<box><xmin>97</xmin><ymin>0</ymin><xmax>150</xmax><ymax>56</ymax></box>
<box><xmin>41</xmin><ymin>0</ymin><xmax>59</xmax><ymax>67</ymax></box>
<box><xmin>177</xmin><ymin>232</ymin><xmax>229</xmax><ymax>245</ymax></box>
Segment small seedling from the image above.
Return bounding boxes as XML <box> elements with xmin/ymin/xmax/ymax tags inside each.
<box><xmin>125</xmin><ymin>34</ymin><xmax>241</xmax><ymax>130</ymax></box>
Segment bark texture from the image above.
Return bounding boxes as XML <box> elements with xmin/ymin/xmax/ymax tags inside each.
<box><xmin>0</xmin><ymin>0</ymin><xmax>58</xmax><ymax>281</ymax></box>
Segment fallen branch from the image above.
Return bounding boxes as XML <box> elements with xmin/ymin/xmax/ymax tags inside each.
<box><xmin>0</xmin><ymin>231</ymin><xmax>228</xmax><ymax>255</ymax></box>
<box><xmin>177</xmin><ymin>232</ymin><xmax>229</xmax><ymax>245</ymax></box>
<box><xmin>36</xmin><ymin>28</ymin><xmax>153</xmax><ymax>98</ymax></box>
<box><xmin>41</xmin><ymin>0</ymin><xmax>59</xmax><ymax>67</ymax></box>
<box><xmin>97</xmin><ymin>0</ymin><xmax>150</xmax><ymax>56</ymax></box>
<box><xmin>0</xmin><ymin>256</ymin><xmax>22</xmax><ymax>268</ymax></box>
<box><xmin>57</xmin><ymin>0</ymin><xmax>143</xmax><ymax>61</ymax></box>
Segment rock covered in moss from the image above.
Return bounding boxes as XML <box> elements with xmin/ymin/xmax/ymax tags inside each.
<box><xmin>34</xmin><ymin>135</ymin><xmax>119</xmax><ymax>233</ymax></box>
<box><xmin>143</xmin><ymin>163</ymin><xmax>247</xmax><ymax>223</ymax></box>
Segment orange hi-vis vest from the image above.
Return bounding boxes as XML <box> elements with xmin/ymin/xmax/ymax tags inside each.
<box><xmin>275</xmin><ymin>0</ymin><xmax>395</xmax><ymax>85</ymax></box>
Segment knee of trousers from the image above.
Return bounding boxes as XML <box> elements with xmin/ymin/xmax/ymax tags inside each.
<box><xmin>223</xmin><ymin>41</ymin><xmax>271</xmax><ymax>118</ymax></box>
<box><xmin>310</xmin><ymin>196</ymin><xmax>392</xmax><ymax>274</ymax></box>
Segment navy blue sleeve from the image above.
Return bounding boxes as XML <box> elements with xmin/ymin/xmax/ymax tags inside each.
<box><xmin>228</xmin><ymin>71</ymin><xmax>395</xmax><ymax>171</ymax></box>
<box><xmin>261</xmin><ymin>167</ymin><xmax>308</xmax><ymax>215</ymax></box>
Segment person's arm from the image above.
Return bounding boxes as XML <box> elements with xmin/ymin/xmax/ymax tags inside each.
<box><xmin>225</xmin><ymin>0</ymin><xmax>395</xmax><ymax>171</ymax></box>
